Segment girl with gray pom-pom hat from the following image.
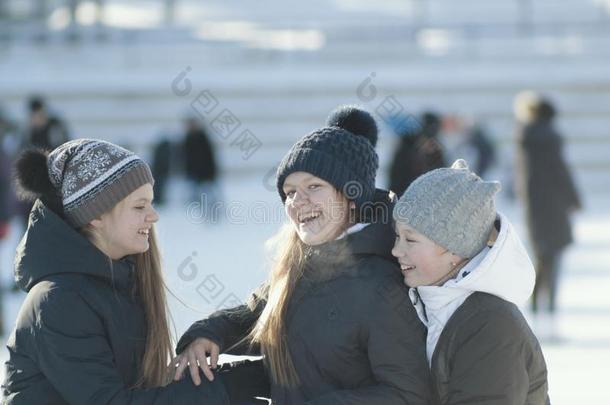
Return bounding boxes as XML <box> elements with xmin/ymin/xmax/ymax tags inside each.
<box><xmin>175</xmin><ymin>105</ymin><xmax>432</xmax><ymax>404</ymax></box>
<box><xmin>392</xmin><ymin>159</ymin><xmax>550</xmax><ymax>404</ymax></box>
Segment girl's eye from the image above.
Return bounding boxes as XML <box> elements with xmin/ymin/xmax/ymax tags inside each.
<box><xmin>135</xmin><ymin>206</ymin><xmax>145</xmax><ymax>210</ymax></box>
<box><xmin>406</xmin><ymin>239</ymin><xmax>416</xmax><ymax>243</ymax></box>
<box><xmin>285</xmin><ymin>190</ymin><xmax>295</xmax><ymax>198</ymax></box>
<box><xmin>308</xmin><ymin>184</ymin><xmax>320</xmax><ymax>190</ymax></box>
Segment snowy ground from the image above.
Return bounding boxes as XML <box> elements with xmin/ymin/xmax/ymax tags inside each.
<box><xmin>1</xmin><ymin>175</ymin><xmax>609</xmax><ymax>404</ymax></box>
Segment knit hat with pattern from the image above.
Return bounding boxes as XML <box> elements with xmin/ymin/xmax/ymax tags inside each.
<box><xmin>46</xmin><ymin>139</ymin><xmax>154</xmax><ymax>228</ymax></box>
<box><xmin>276</xmin><ymin>105</ymin><xmax>379</xmax><ymax>210</ymax></box>
<box><xmin>393</xmin><ymin>159</ymin><xmax>501</xmax><ymax>258</ymax></box>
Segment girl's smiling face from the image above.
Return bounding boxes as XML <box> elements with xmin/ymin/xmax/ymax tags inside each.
<box><xmin>283</xmin><ymin>172</ymin><xmax>353</xmax><ymax>246</ymax></box>
<box><xmin>89</xmin><ymin>183</ymin><xmax>159</xmax><ymax>260</ymax></box>
<box><xmin>391</xmin><ymin>221</ymin><xmax>462</xmax><ymax>287</ymax></box>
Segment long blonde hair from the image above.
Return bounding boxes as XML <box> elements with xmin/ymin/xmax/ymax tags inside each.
<box><xmin>248</xmin><ymin>224</ymin><xmax>308</xmax><ymax>387</ymax></box>
<box><xmin>82</xmin><ymin>225</ymin><xmax>173</xmax><ymax>388</ymax></box>
<box><xmin>248</xmin><ymin>186</ymin><xmax>356</xmax><ymax>387</ymax></box>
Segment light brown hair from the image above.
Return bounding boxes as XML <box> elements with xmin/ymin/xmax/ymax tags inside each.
<box><xmin>132</xmin><ymin>227</ymin><xmax>173</xmax><ymax>388</ymax></box>
<box><xmin>248</xmin><ymin>225</ymin><xmax>307</xmax><ymax>387</ymax></box>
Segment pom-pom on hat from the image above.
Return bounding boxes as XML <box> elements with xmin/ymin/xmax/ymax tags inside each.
<box><xmin>276</xmin><ymin>105</ymin><xmax>379</xmax><ymax>211</ymax></box>
<box><xmin>393</xmin><ymin>159</ymin><xmax>501</xmax><ymax>258</ymax></box>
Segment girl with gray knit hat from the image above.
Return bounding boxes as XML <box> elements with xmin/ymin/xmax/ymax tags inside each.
<box><xmin>392</xmin><ymin>159</ymin><xmax>550</xmax><ymax>404</ymax></box>
<box><xmin>3</xmin><ymin>139</ymin><xmax>267</xmax><ymax>404</ymax></box>
<box><xmin>175</xmin><ymin>106</ymin><xmax>431</xmax><ymax>404</ymax></box>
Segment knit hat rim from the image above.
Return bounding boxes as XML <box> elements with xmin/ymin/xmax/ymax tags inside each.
<box><xmin>277</xmin><ymin>147</ymin><xmax>376</xmax><ymax>208</ymax></box>
<box><xmin>67</xmin><ymin>163</ymin><xmax>154</xmax><ymax>228</ymax></box>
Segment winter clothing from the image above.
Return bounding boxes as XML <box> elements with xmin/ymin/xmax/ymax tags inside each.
<box><xmin>514</xmin><ymin>113</ymin><xmax>580</xmax><ymax>258</ymax></box>
<box><xmin>0</xmin><ymin>144</ymin><xmax>10</xmax><ymax>227</ymax></box>
<box><xmin>276</xmin><ymin>106</ymin><xmax>379</xmax><ymax>210</ymax></box>
<box><xmin>514</xmin><ymin>100</ymin><xmax>581</xmax><ymax>313</ymax></box>
<box><xmin>177</xmin><ymin>191</ymin><xmax>432</xmax><ymax>405</ymax></box>
<box><xmin>45</xmin><ymin>139</ymin><xmax>154</xmax><ymax>228</ymax></box>
<box><xmin>27</xmin><ymin>115</ymin><xmax>70</xmax><ymax>152</ymax></box>
<box><xmin>152</xmin><ymin>139</ymin><xmax>172</xmax><ymax>205</ymax></box>
<box><xmin>183</xmin><ymin>126</ymin><xmax>217</xmax><ymax>184</ymax></box>
<box><xmin>408</xmin><ymin>213</ymin><xmax>550</xmax><ymax>404</ymax></box>
<box><xmin>465</xmin><ymin>125</ymin><xmax>496</xmax><ymax>178</ymax></box>
<box><xmin>2</xmin><ymin>200</ymin><xmax>238</xmax><ymax>404</ymax></box>
<box><xmin>388</xmin><ymin>112</ymin><xmax>445</xmax><ymax>197</ymax></box>
<box><xmin>394</xmin><ymin>159</ymin><xmax>501</xmax><ymax>259</ymax></box>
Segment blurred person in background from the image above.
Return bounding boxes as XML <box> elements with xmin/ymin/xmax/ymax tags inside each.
<box><xmin>25</xmin><ymin>95</ymin><xmax>70</xmax><ymax>151</ymax></box>
<box><xmin>443</xmin><ymin>115</ymin><xmax>496</xmax><ymax>179</ymax></box>
<box><xmin>514</xmin><ymin>91</ymin><xmax>582</xmax><ymax>339</ymax></box>
<box><xmin>182</xmin><ymin>116</ymin><xmax>220</xmax><ymax>223</ymax></box>
<box><xmin>0</xmin><ymin>107</ymin><xmax>21</xmax><ymax>293</ymax></box>
<box><xmin>12</xmin><ymin>96</ymin><xmax>71</xmax><ymax>232</ymax></box>
<box><xmin>151</xmin><ymin>136</ymin><xmax>172</xmax><ymax>206</ymax></box>
<box><xmin>0</xmin><ymin>135</ymin><xmax>10</xmax><ymax>335</ymax></box>
<box><xmin>388</xmin><ymin>110</ymin><xmax>446</xmax><ymax>196</ymax></box>
<box><xmin>0</xmin><ymin>109</ymin><xmax>15</xmax><ymax>243</ymax></box>
<box><xmin>0</xmin><ymin>140</ymin><xmax>10</xmax><ymax>241</ymax></box>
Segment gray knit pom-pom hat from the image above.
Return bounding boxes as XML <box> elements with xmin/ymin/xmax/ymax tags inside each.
<box><xmin>393</xmin><ymin>159</ymin><xmax>501</xmax><ymax>258</ymax></box>
<box><xmin>47</xmin><ymin>139</ymin><xmax>154</xmax><ymax>228</ymax></box>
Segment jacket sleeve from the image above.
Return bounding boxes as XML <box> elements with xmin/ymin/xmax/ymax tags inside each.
<box><xmin>32</xmin><ymin>288</ymin><xmax>230</xmax><ymax>405</ymax></box>
<box><xmin>306</xmin><ymin>275</ymin><xmax>432</xmax><ymax>405</ymax></box>
<box><xmin>444</xmin><ymin>311</ymin><xmax>534</xmax><ymax>405</ymax></box>
<box><xmin>176</xmin><ymin>284</ymin><xmax>268</xmax><ymax>355</ymax></box>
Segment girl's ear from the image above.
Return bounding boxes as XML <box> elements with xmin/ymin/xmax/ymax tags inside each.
<box><xmin>449</xmin><ymin>252</ymin><xmax>466</xmax><ymax>267</ymax></box>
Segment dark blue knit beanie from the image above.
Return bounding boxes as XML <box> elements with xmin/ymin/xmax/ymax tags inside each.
<box><xmin>276</xmin><ymin>105</ymin><xmax>379</xmax><ymax>210</ymax></box>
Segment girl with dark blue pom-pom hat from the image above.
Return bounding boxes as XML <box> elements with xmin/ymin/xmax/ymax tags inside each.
<box><xmin>176</xmin><ymin>105</ymin><xmax>432</xmax><ymax>405</ymax></box>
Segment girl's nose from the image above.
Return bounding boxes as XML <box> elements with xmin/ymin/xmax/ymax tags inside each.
<box><xmin>148</xmin><ymin>207</ymin><xmax>160</xmax><ymax>223</ymax></box>
<box><xmin>391</xmin><ymin>241</ymin><xmax>402</xmax><ymax>258</ymax></box>
<box><xmin>292</xmin><ymin>190</ymin><xmax>309</xmax><ymax>207</ymax></box>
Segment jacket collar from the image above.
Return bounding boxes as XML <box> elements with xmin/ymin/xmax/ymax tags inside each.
<box><xmin>15</xmin><ymin>200</ymin><xmax>136</xmax><ymax>293</ymax></box>
<box><xmin>301</xmin><ymin>189</ymin><xmax>397</xmax><ymax>283</ymax></box>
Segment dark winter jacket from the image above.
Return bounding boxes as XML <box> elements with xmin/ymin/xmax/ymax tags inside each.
<box><xmin>429</xmin><ymin>293</ymin><xmax>549</xmax><ymax>405</ymax></box>
<box><xmin>27</xmin><ymin>116</ymin><xmax>70</xmax><ymax>151</ymax></box>
<box><xmin>177</xmin><ymin>191</ymin><xmax>432</xmax><ymax>405</ymax></box>
<box><xmin>0</xmin><ymin>145</ymin><xmax>11</xmax><ymax>224</ymax></box>
<box><xmin>184</xmin><ymin>128</ymin><xmax>217</xmax><ymax>182</ymax></box>
<box><xmin>388</xmin><ymin>134</ymin><xmax>445</xmax><ymax>197</ymax></box>
<box><xmin>515</xmin><ymin>118</ymin><xmax>581</xmax><ymax>257</ymax></box>
<box><xmin>1</xmin><ymin>200</ymin><xmax>236</xmax><ymax>404</ymax></box>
